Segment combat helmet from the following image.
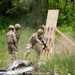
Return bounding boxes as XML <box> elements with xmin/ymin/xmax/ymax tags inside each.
<box><xmin>9</xmin><ymin>25</ymin><xmax>14</xmax><ymax>29</ymax></box>
<box><xmin>37</xmin><ymin>29</ymin><xmax>43</xmax><ymax>34</ymax></box>
<box><xmin>15</xmin><ymin>23</ymin><xmax>21</xmax><ymax>28</ymax></box>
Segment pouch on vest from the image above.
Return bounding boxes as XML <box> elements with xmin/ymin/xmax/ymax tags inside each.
<box><xmin>7</xmin><ymin>35</ymin><xmax>13</xmax><ymax>43</ymax></box>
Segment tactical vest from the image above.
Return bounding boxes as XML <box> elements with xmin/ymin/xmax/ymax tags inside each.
<box><xmin>6</xmin><ymin>32</ymin><xmax>14</xmax><ymax>44</ymax></box>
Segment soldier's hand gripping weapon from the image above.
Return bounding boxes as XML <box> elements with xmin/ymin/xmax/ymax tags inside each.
<box><xmin>38</xmin><ymin>37</ymin><xmax>47</xmax><ymax>49</ymax></box>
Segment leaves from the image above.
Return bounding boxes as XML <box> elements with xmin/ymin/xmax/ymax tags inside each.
<box><xmin>0</xmin><ymin>0</ymin><xmax>75</xmax><ymax>29</ymax></box>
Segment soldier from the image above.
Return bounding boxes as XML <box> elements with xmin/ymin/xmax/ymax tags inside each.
<box><xmin>25</xmin><ymin>29</ymin><xmax>44</xmax><ymax>59</ymax></box>
<box><xmin>6</xmin><ymin>25</ymin><xmax>18</xmax><ymax>64</ymax></box>
<box><xmin>14</xmin><ymin>23</ymin><xmax>21</xmax><ymax>60</ymax></box>
<box><xmin>15</xmin><ymin>23</ymin><xmax>21</xmax><ymax>43</ymax></box>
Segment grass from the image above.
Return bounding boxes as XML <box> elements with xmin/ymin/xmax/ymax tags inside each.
<box><xmin>0</xmin><ymin>27</ymin><xmax>75</xmax><ymax>75</ymax></box>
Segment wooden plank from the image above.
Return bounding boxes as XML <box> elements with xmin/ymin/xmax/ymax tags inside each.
<box><xmin>55</xmin><ymin>28</ymin><xmax>75</xmax><ymax>47</ymax></box>
<box><xmin>55</xmin><ymin>36</ymin><xmax>72</xmax><ymax>54</ymax></box>
<box><xmin>41</xmin><ymin>10</ymin><xmax>59</xmax><ymax>59</ymax></box>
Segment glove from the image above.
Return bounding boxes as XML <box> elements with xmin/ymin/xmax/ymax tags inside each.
<box><xmin>43</xmin><ymin>43</ymin><xmax>46</xmax><ymax>49</ymax></box>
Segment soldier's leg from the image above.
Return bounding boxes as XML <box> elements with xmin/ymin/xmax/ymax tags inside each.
<box><xmin>9</xmin><ymin>44</ymin><xmax>17</xmax><ymax>62</ymax></box>
<box><xmin>8</xmin><ymin>54</ymin><xmax>13</xmax><ymax>66</ymax></box>
<box><xmin>12</xmin><ymin>45</ymin><xmax>18</xmax><ymax>60</ymax></box>
<box><xmin>9</xmin><ymin>53</ymin><xmax>16</xmax><ymax>63</ymax></box>
<box><xmin>8</xmin><ymin>44</ymin><xmax>13</xmax><ymax>66</ymax></box>
<box><xmin>14</xmin><ymin>47</ymin><xmax>18</xmax><ymax>60</ymax></box>
<box><xmin>11</xmin><ymin>53</ymin><xmax>17</xmax><ymax>61</ymax></box>
<box><xmin>25</xmin><ymin>44</ymin><xmax>32</xmax><ymax>59</ymax></box>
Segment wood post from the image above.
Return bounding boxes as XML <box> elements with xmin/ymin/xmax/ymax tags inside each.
<box><xmin>55</xmin><ymin>36</ymin><xmax>72</xmax><ymax>54</ymax></box>
<box><xmin>55</xmin><ymin>28</ymin><xmax>75</xmax><ymax>47</ymax></box>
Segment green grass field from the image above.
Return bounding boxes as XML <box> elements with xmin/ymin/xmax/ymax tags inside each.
<box><xmin>0</xmin><ymin>27</ymin><xmax>75</xmax><ymax>75</ymax></box>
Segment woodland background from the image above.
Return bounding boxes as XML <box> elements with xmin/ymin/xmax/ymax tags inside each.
<box><xmin>0</xmin><ymin>0</ymin><xmax>75</xmax><ymax>75</ymax></box>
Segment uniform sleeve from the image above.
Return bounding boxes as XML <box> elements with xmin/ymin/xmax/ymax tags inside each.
<box><xmin>35</xmin><ymin>34</ymin><xmax>43</xmax><ymax>44</ymax></box>
<box><xmin>12</xmin><ymin>33</ymin><xmax>18</xmax><ymax>47</ymax></box>
<box><xmin>12</xmin><ymin>33</ymin><xmax>17</xmax><ymax>43</ymax></box>
<box><xmin>16</xmin><ymin>31</ymin><xmax>20</xmax><ymax>39</ymax></box>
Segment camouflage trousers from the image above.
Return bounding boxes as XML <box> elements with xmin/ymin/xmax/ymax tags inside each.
<box><xmin>8</xmin><ymin>43</ymin><xmax>18</xmax><ymax>65</ymax></box>
<box><xmin>25</xmin><ymin>43</ymin><xmax>40</xmax><ymax>59</ymax></box>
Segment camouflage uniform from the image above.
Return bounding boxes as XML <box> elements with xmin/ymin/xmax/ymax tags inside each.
<box><xmin>25</xmin><ymin>29</ymin><xmax>43</xmax><ymax>59</ymax></box>
<box><xmin>15</xmin><ymin>23</ymin><xmax>21</xmax><ymax>43</ymax></box>
<box><xmin>6</xmin><ymin>25</ymin><xmax>18</xmax><ymax>63</ymax></box>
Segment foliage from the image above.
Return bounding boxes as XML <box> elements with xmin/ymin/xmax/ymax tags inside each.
<box><xmin>0</xmin><ymin>30</ymin><xmax>8</xmax><ymax>67</ymax></box>
<box><xmin>0</xmin><ymin>15</ymin><xmax>13</xmax><ymax>29</ymax></box>
<box><xmin>0</xmin><ymin>0</ymin><xmax>75</xmax><ymax>29</ymax></box>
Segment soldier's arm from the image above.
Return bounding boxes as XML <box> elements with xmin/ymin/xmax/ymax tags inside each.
<box><xmin>36</xmin><ymin>38</ymin><xmax>43</xmax><ymax>44</ymax></box>
<box><xmin>12</xmin><ymin>33</ymin><xmax>18</xmax><ymax>48</ymax></box>
<box><xmin>14</xmin><ymin>30</ymin><xmax>20</xmax><ymax>42</ymax></box>
<box><xmin>35</xmin><ymin>35</ymin><xmax>43</xmax><ymax>45</ymax></box>
<box><xmin>17</xmin><ymin>34</ymin><xmax>20</xmax><ymax>40</ymax></box>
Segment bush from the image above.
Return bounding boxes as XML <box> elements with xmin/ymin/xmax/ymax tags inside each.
<box><xmin>0</xmin><ymin>15</ymin><xmax>13</xmax><ymax>29</ymax></box>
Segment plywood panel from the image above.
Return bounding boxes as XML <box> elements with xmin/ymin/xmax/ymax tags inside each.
<box><xmin>41</xmin><ymin>10</ymin><xmax>59</xmax><ymax>60</ymax></box>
